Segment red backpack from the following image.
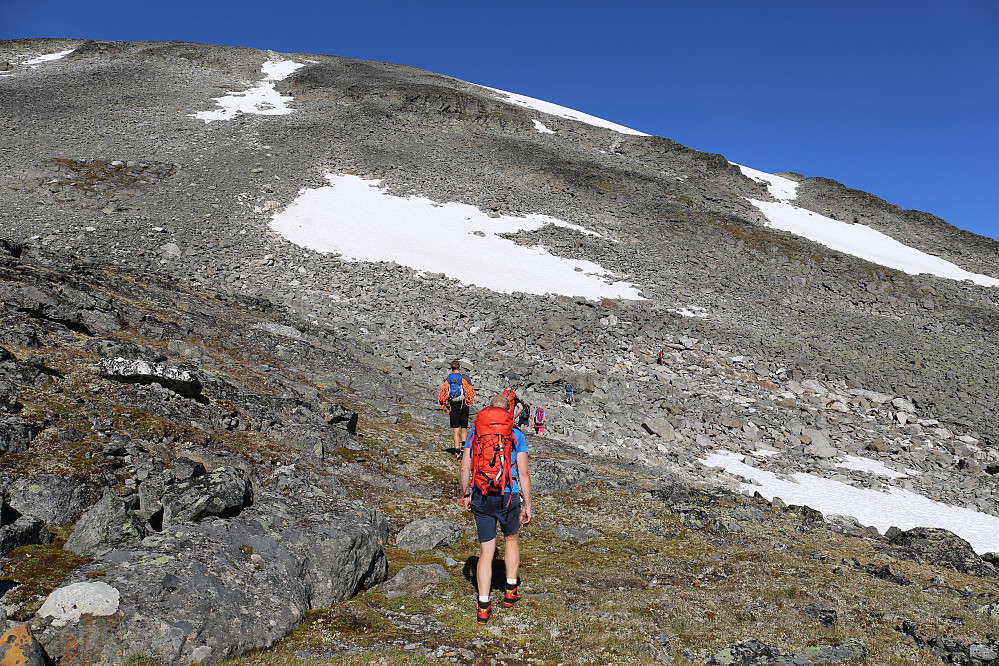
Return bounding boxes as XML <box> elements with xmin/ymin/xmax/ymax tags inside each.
<box><xmin>501</xmin><ymin>389</ymin><xmax>517</xmax><ymax>417</ymax></box>
<box><xmin>470</xmin><ymin>406</ymin><xmax>516</xmax><ymax>504</ymax></box>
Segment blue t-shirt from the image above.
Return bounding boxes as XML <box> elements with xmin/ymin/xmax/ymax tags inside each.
<box><xmin>465</xmin><ymin>427</ymin><xmax>528</xmax><ymax>494</ymax></box>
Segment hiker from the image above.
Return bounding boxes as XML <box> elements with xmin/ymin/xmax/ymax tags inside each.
<box><xmin>564</xmin><ymin>383</ymin><xmax>573</xmax><ymax>405</ymax></box>
<box><xmin>502</xmin><ymin>386</ymin><xmax>523</xmax><ymax>422</ymax></box>
<box><xmin>517</xmin><ymin>400</ymin><xmax>531</xmax><ymax>429</ymax></box>
<box><xmin>532</xmin><ymin>406</ymin><xmax>545</xmax><ymax>437</ymax></box>
<box><xmin>459</xmin><ymin>394</ymin><xmax>533</xmax><ymax>625</ymax></box>
<box><xmin>438</xmin><ymin>361</ymin><xmax>475</xmax><ymax>450</ymax></box>
<box><xmin>657</xmin><ymin>348</ymin><xmax>665</xmax><ymax>366</ymax></box>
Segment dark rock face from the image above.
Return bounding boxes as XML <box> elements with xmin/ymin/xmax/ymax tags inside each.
<box><xmin>3</xmin><ymin>476</ymin><xmax>102</xmax><ymax>526</ymax></box>
<box><xmin>888</xmin><ymin>527</ymin><xmax>996</xmax><ymax>577</ymax></box>
<box><xmin>32</xmin><ymin>490</ymin><xmax>388</xmax><ymax>665</ymax></box>
<box><xmin>63</xmin><ymin>489</ymin><xmax>146</xmax><ymax>556</ymax></box>
<box><xmin>0</xmin><ymin>515</ymin><xmax>52</xmax><ymax>557</ymax></box>
<box><xmin>160</xmin><ymin>466</ymin><xmax>253</xmax><ymax>528</ymax></box>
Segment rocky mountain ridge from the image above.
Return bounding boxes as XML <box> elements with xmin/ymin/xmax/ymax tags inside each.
<box><xmin>1</xmin><ymin>38</ymin><xmax>999</xmax><ymax>665</ymax></box>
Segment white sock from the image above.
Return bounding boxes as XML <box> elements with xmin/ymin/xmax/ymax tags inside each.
<box><xmin>507</xmin><ymin>578</ymin><xmax>517</xmax><ymax>586</ymax></box>
<box><xmin>479</xmin><ymin>595</ymin><xmax>490</xmax><ymax>603</ymax></box>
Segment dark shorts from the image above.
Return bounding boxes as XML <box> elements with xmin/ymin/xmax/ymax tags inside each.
<box><xmin>449</xmin><ymin>403</ymin><xmax>469</xmax><ymax>429</ymax></box>
<box><xmin>471</xmin><ymin>491</ymin><xmax>521</xmax><ymax>543</ymax></box>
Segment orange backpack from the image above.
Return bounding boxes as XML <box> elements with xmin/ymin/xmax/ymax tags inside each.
<box><xmin>470</xmin><ymin>406</ymin><xmax>516</xmax><ymax>504</ymax></box>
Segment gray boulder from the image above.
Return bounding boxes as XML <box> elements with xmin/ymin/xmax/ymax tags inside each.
<box><xmin>530</xmin><ymin>458</ymin><xmax>594</xmax><ymax>494</ymax></box>
<box><xmin>161</xmin><ymin>466</ymin><xmax>252</xmax><ymax>528</ymax></box>
<box><xmin>64</xmin><ymin>489</ymin><xmax>147</xmax><ymax>556</ymax></box>
<box><xmin>32</xmin><ymin>488</ymin><xmax>388</xmax><ymax>666</ymax></box>
<box><xmin>0</xmin><ymin>417</ymin><xmax>38</xmax><ymax>456</ymax></box>
<box><xmin>395</xmin><ymin>518</ymin><xmax>463</xmax><ymax>552</ymax></box>
<box><xmin>373</xmin><ymin>564</ymin><xmax>451</xmax><ymax>598</ymax></box>
<box><xmin>4</xmin><ymin>476</ymin><xmax>102</xmax><ymax>525</ymax></box>
<box><xmin>641</xmin><ymin>418</ymin><xmax>675</xmax><ymax>440</ymax></box>
<box><xmin>0</xmin><ymin>515</ymin><xmax>51</xmax><ymax>557</ymax></box>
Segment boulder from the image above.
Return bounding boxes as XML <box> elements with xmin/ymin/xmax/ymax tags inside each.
<box><xmin>96</xmin><ymin>357</ymin><xmax>203</xmax><ymax>399</ymax></box>
<box><xmin>372</xmin><ymin>564</ymin><xmax>451</xmax><ymax>598</ymax></box>
<box><xmin>0</xmin><ymin>515</ymin><xmax>51</xmax><ymax>557</ymax></box>
<box><xmin>888</xmin><ymin>527</ymin><xmax>996</xmax><ymax>576</ymax></box>
<box><xmin>0</xmin><ymin>417</ymin><xmax>38</xmax><ymax>456</ymax></box>
<box><xmin>641</xmin><ymin>418</ymin><xmax>675</xmax><ymax>440</ymax></box>
<box><xmin>160</xmin><ymin>466</ymin><xmax>252</xmax><ymax>528</ymax></box>
<box><xmin>0</xmin><ymin>624</ymin><xmax>48</xmax><ymax>666</ymax></box>
<box><xmin>4</xmin><ymin>476</ymin><xmax>101</xmax><ymax>526</ymax></box>
<box><xmin>64</xmin><ymin>489</ymin><xmax>147</xmax><ymax>557</ymax></box>
<box><xmin>32</xmin><ymin>489</ymin><xmax>388</xmax><ymax>665</ymax></box>
<box><xmin>530</xmin><ymin>458</ymin><xmax>594</xmax><ymax>494</ymax></box>
<box><xmin>395</xmin><ymin>519</ymin><xmax>463</xmax><ymax>552</ymax></box>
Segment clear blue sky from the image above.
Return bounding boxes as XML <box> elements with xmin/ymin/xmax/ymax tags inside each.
<box><xmin>5</xmin><ymin>0</ymin><xmax>998</xmax><ymax>241</ymax></box>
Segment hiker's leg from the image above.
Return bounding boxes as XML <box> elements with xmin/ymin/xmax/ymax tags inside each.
<box><xmin>503</xmin><ymin>531</ymin><xmax>520</xmax><ymax>582</ymax></box>
<box><xmin>460</xmin><ymin>427</ymin><xmax>468</xmax><ymax>447</ymax></box>
<box><xmin>452</xmin><ymin>427</ymin><xmax>461</xmax><ymax>449</ymax></box>
<box><xmin>477</xmin><ymin>538</ymin><xmax>497</xmax><ymax>597</ymax></box>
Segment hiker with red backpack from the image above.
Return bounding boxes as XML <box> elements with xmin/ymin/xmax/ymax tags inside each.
<box><xmin>438</xmin><ymin>361</ymin><xmax>475</xmax><ymax>450</ymax></box>
<box><xmin>532</xmin><ymin>406</ymin><xmax>545</xmax><ymax>437</ymax></box>
<box><xmin>459</xmin><ymin>394</ymin><xmax>532</xmax><ymax>625</ymax></box>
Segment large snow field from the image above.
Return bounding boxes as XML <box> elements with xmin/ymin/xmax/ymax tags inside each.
<box><xmin>737</xmin><ymin>165</ymin><xmax>999</xmax><ymax>288</ymax></box>
<box><xmin>190</xmin><ymin>59</ymin><xmax>306</xmax><ymax>122</ymax></box>
<box><xmin>270</xmin><ymin>173</ymin><xmax>645</xmax><ymax>300</ymax></box>
<box><xmin>703</xmin><ymin>449</ymin><xmax>999</xmax><ymax>554</ymax></box>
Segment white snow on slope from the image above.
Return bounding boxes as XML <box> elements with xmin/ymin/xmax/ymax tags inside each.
<box><xmin>703</xmin><ymin>450</ymin><xmax>999</xmax><ymax>554</ymax></box>
<box><xmin>1</xmin><ymin>48</ymin><xmax>76</xmax><ymax>77</ymax></box>
<box><xmin>836</xmin><ymin>455</ymin><xmax>913</xmax><ymax>479</ymax></box>
<box><xmin>481</xmin><ymin>86</ymin><xmax>649</xmax><ymax>136</ymax></box>
<box><xmin>190</xmin><ymin>59</ymin><xmax>306</xmax><ymax>123</ymax></box>
<box><xmin>270</xmin><ymin>173</ymin><xmax>644</xmax><ymax>299</ymax></box>
<box><xmin>736</xmin><ymin>165</ymin><xmax>999</xmax><ymax>288</ymax></box>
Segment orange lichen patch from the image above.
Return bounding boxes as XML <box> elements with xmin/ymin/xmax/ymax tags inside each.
<box><xmin>0</xmin><ymin>624</ymin><xmax>36</xmax><ymax>666</ymax></box>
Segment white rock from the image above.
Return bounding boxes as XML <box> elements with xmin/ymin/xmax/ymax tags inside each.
<box><xmin>38</xmin><ymin>581</ymin><xmax>120</xmax><ymax>628</ymax></box>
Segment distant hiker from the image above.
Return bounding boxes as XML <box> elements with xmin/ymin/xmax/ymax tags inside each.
<box><xmin>459</xmin><ymin>394</ymin><xmax>533</xmax><ymax>625</ymax></box>
<box><xmin>657</xmin><ymin>348</ymin><xmax>665</xmax><ymax>366</ymax></box>
<box><xmin>517</xmin><ymin>401</ymin><xmax>531</xmax><ymax>429</ymax></box>
<box><xmin>501</xmin><ymin>386</ymin><xmax>523</xmax><ymax>422</ymax></box>
<box><xmin>438</xmin><ymin>361</ymin><xmax>475</xmax><ymax>450</ymax></box>
<box><xmin>533</xmin><ymin>406</ymin><xmax>545</xmax><ymax>437</ymax></box>
<box><xmin>564</xmin><ymin>384</ymin><xmax>573</xmax><ymax>405</ymax></box>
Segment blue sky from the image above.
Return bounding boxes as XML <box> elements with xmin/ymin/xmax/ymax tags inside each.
<box><xmin>4</xmin><ymin>0</ymin><xmax>997</xmax><ymax>241</ymax></box>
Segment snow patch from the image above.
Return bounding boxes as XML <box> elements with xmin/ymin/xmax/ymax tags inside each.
<box><xmin>533</xmin><ymin>119</ymin><xmax>556</xmax><ymax>135</ymax></box>
<box><xmin>836</xmin><ymin>455</ymin><xmax>914</xmax><ymax>479</ymax></box>
<box><xmin>747</xmin><ymin>198</ymin><xmax>999</xmax><ymax>287</ymax></box>
<box><xmin>269</xmin><ymin>173</ymin><xmax>644</xmax><ymax>300</ymax></box>
<box><xmin>481</xmin><ymin>86</ymin><xmax>648</xmax><ymax>136</ymax></box>
<box><xmin>190</xmin><ymin>59</ymin><xmax>306</xmax><ymax>123</ymax></box>
<box><xmin>1</xmin><ymin>48</ymin><xmax>75</xmax><ymax>77</ymax></box>
<box><xmin>734</xmin><ymin>164</ymin><xmax>999</xmax><ymax>287</ymax></box>
<box><xmin>702</xmin><ymin>449</ymin><xmax>999</xmax><ymax>554</ymax></box>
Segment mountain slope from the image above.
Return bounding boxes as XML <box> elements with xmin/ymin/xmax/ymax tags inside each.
<box><xmin>2</xmin><ymin>38</ymin><xmax>999</xmax><ymax>664</ymax></box>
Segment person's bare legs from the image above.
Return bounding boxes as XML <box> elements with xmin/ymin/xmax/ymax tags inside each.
<box><xmin>503</xmin><ymin>532</ymin><xmax>520</xmax><ymax>583</ymax></box>
<box><xmin>477</xmin><ymin>538</ymin><xmax>497</xmax><ymax>598</ymax></box>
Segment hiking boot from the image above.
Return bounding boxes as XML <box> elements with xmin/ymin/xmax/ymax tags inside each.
<box><xmin>477</xmin><ymin>600</ymin><xmax>492</xmax><ymax>625</ymax></box>
<box><xmin>503</xmin><ymin>583</ymin><xmax>520</xmax><ymax>608</ymax></box>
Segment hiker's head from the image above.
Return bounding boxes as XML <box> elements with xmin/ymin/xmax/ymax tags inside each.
<box><xmin>451</xmin><ymin>360</ymin><xmax>461</xmax><ymax>371</ymax></box>
<box><xmin>491</xmin><ymin>395</ymin><xmax>510</xmax><ymax>410</ymax></box>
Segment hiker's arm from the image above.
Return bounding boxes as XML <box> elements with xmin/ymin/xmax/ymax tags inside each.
<box><xmin>516</xmin><ymin>451</ymin><xmax>532</xmax><ymax>524</ymax></box>
<box><xmin>459</xmin><ymin>447</ymin><xmax>472</xmax><ymax>510</ymax></box>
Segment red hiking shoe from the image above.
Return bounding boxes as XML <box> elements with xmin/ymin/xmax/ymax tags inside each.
<box><xmin>503</xmin><ymin>583</ymin><xmax>520</xmax><ymax>608</ymax></box>
<box><xmin>477</xmin><ymin>600</ymin><xmax>492</xmax><ymax>625</ymax></box>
